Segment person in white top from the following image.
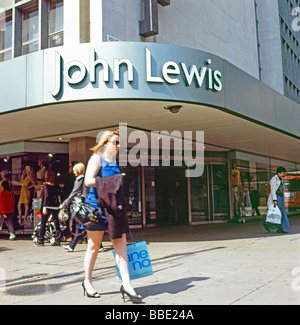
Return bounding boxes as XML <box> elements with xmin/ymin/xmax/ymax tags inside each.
<box><xmin>265</xmin><ymin>166</ymin><xmax>290</xmax><ymax>233</ymax></box>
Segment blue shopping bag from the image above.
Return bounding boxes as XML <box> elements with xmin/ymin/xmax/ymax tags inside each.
<box><xmin>112</xmin><ymin>231</ymin><xmax>153</xmax><ymax>281</ymax></box>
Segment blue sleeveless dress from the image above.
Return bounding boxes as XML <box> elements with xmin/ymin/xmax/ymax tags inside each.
<box><xmin>86</xmin><ymin>156</ymin><xmax>121</xmax><ymax>231</ymax></box>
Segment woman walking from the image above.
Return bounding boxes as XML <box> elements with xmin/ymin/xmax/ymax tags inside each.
<box><xmin>83</xmin><ymin>130</ymin><xmax>142</xmax><ymax>303</ymax></box>
<box><xmin>35</xmin><ymin>170</ymin><xmax>61</xmax><ymax>246</ymax></box>
<box><xmin>0</xmin><ymin>180</ymin><xmax>16</xmax><ymax>240</ymax></box>
<box><xmin>60</xmin><ymin>162</ymin><xmax>88</xmax><ymax>252</ymax></box>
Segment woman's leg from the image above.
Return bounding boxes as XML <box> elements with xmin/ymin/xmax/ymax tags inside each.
<box><xmin>24</xmin><ymin>203</ymin><xmax>29</xmax><ymax>221</ymax></box>
<box><xmin>84</xmin><ymin>230</ymin><xmax>104</xmax><ymax>293</ymax></box>
<box><xmin>51</xmin><ymin>210</ymin><xmax>61</xmax><ymax>243</ymax></box>
<box><xmin>277</xmin><ymin>196</ymin><xmax>290</xmax><ymax>231</ymax></box>
<box><xmin>17</xmin><ymin>203</ymin><xmax>23</xmax><ymax>225</ymax></box>
<box><xmin>111</xmin><ymin>233</ymin><xmax>136</xmax><ymax>296</ymax></box>
<box><xmin>6</xmin><ymin>213</ymin><xmax>16</xmax><ymax>239</ymax></box>
<box><xmin>69</xmin><ymin>221</ymin><xmax>80</xmax><ymax>250</ymax></box>
<box><xmin>38</xmin><ymin>211</ymin><xmax>49</xmax><ymax>243</ymax></box>
<box><xmin>0</xmin><ymin>215</ymin><xmax>4</xmax><ymax>230</ymax></box>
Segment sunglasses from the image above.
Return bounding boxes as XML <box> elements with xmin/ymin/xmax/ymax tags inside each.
<box><xmin>109</xmin><ymin>140</ymin><xmax>120</xmax><ymax>146</ymax></box>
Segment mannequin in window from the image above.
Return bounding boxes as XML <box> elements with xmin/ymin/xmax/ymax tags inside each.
<box><xmin>17</xmin><ymin>165</ymin><xmax>37</xmax><ymax>226</ymax></box>
<box><xmin>36</xmin><ymin>159</ymin><xmax>47</xmax><ymax>198</ymax></box>
<box><xmin>232</xmin><ymin>164</ymin><xmax>243</xmax><ymax>217</ymax></box>
<box><xmin>0</xmin><ymin>170</ymin><xmax>10</xmax><ymax>191</ymax></box>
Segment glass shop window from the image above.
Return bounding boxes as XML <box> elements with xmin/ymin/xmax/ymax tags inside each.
<box><xmin>231</xmin><ymin>159</ymin><xmax>271</xmax><ymax>219</ymax></box>
<box><xmin>22</xmin><ymin>3</ymin><xmax>39</xmax><ymax>54</ymax></box>
<box><xmin>48</xmin><ymin>0</ymin><xmax>63</xmax><ymax>48</ymax></box>
<box><xmin>0</xmin><ymin>9</ymin><xmax>12</xmax><ymax>61</ymax></box>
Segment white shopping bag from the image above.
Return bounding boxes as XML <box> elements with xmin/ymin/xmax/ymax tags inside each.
<box><xmin>265</xmin><ymin>205</ymin><xmax>282</xmax><ymax>224</ymax></box>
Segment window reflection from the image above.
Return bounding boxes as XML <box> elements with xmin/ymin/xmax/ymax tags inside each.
<box><xmin>22</xmin><ymin>4</ymin><xmax>39</xmax><ymax>54</ymax></box>
<box><xmin>0</xmin><ymin>9</ymin><xmax>12</xmax><ymax>62</ymax></box>
<box><xmin>49</xmin><ymin>0</ymin><xmax>63</xmax><ymax>48</ymax></box>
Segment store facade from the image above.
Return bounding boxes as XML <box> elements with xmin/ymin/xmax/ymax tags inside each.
<box><xmin>1</xmin><ymin>41</ymin><xmax>300</xmax><ymax>230</ymax></box>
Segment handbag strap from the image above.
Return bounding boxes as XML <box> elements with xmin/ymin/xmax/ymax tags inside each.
<box><xmin>129</xmin><ymin>229</ymin><xmax>135</xmax><ymax>244</ymax></box>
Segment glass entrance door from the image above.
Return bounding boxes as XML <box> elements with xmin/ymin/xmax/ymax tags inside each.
<box><xmin>210</xmin><ymin>164</ymin><xmax>229</xmax><ymax>220</ymax></box>
<box><xmin>155</xmin><ymin>167</ymin><xmax>188</xmax><ymax>225</ymax></box>
<box><xmin>191</xmin><ymin>163</ymin><xmax>229</xmax><ymax>222</ymax></box>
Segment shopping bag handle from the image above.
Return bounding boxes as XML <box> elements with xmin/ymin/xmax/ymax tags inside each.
<box><xmin>129</xmin><ymin>229</ymin><xmax>135</xmax><ymax>244</ymax></box>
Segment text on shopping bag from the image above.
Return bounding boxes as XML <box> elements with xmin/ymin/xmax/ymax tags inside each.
<box><xmin>266</xmin><ymin>205</ymin><xmax>282</xmax><ymax>224</ymax></box>
<box><xmin>128</xmin><ymin>248</ymin><xmax>151</xmax><ymax>270</ymax></box>
<box><xmin>113</xmin><ymin>240</ymin><xmax>153</xmax><ymax>280</ymax></box>
<box><xmin>127</xmin><ymin>241</ymin><xmax>153</xmax><ymax>276</ymax></box>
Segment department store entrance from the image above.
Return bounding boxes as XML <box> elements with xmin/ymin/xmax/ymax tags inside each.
<box><xmin>190</xmin><ymin>162</ymin><xmax>229</xmax><ymax>223</ymax></box>
<box><xmin>155</xmin><ymin>167</ymin><xmax>188</xmax><ymax>225</ymax></box>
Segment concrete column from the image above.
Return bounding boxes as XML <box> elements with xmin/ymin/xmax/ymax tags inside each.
<box><xmin>63</xmin><ymin>0</ymin><xmax>80</xmax><ymax>45</ymax></box>
<box><xmin>69</xmin><ymin>136</ymin><xmax>96</xmax><ymax>165</ymax></box>
<box><xmin>90</xmin><ymin>0</ymin><xmax>103</xmax><ymax>42</ymax></box>
<box><xmin>80</xmin><ymin>0</ymin><xmax>90</xmax><ymax>43</ymax></box>
<box><xmin>39</xmin><ymin>0</ymin><xmax>48</xmax><ymax>50</ymax></box>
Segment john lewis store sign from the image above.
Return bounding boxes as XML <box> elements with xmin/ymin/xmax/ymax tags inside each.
<box><xmin>51</xmin><ymin>48</ymin><xmax>222</xmax><ymax>97</ymax></box>
<box><xmin>46</xmin><ymin>43</ymin><xmax>223</xmax><ymax>103</ymax></box>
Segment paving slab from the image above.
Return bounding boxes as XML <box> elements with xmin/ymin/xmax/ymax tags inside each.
<box><xmin>0</xmin><ymin>216</ymin><xmax>300</xmax><ymax>306</ymax></box>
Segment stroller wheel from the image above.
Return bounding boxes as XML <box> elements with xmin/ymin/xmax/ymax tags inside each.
<box><xmin>32</xmin><ymin>224</ymin><xmax>39</xmax><ymax>242</ymax></box>
<box><xmin>49</xmin><ymin>235</ymin><xmax>56</xmax><ymax>245</ymax></box>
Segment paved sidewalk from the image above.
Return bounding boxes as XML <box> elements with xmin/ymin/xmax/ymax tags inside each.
<box><xmin>0</xmin><ymin>216</ymin><xmax>300</xmax><ymax>305</ymax></box>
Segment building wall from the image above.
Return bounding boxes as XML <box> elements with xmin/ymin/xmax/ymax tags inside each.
<box><xmin>256</xmin><ymin>0</ymin><xmax>300</xmax><ymax>104</ymax></box>
<box><xmin>255</xmin><ymin>0</ymin><xmax>284</xmax><ymax>94</ymax></box>
<box><xmin>1</xmin><ymin>0</ymin><xmax>299</xmax><ymax>104</ymax></box>
<box><xmin>102</xmin><ymin>0</ymin><xmax>260</xmax><ymax>79</ymax></box>
<box><xmin>278</xmin><ymin>0</ymin><xmax>300</xmax><ymax>104</ymax></box>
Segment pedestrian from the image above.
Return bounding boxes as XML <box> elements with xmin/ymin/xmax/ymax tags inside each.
<box><xmin>35</xmin><ymin>170</ymin><xmax>61</xmax><ymax>246</ymax></box>
<box><xmin>61</xmin><ymin>161</ymin><xmax>79</xmax><ymax>242</ymax></box>
<box><xmin>61</xmin><ymin>161</ymin><xmax>78</xmax><ymax>201</ymax></box>
<box><xmin>60</xmin><ymin>162</ymin><xmax>88</xmax><ymax>252</ymax></box>
<box><xmin>0</xmin><ymin>180</ymin><xmax>16</xmax><ymax>240</ymax></box>
<box><xmin>265</xmin><ymin>166</ymin><xmax>290</xmax><ymax>233</ymax></box>
<box><xmin>83</xmin><ymin>130</ymin><xmax>142</xmax><ymax>303</ymax></box>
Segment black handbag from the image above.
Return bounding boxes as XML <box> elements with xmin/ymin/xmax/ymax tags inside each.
<box><xmin>70</xmin><ymin>197</ymin><xmax>105</xmax><ymax>229</ymax></box>
<box><xmin>58</xmin><ymin>209</ymin><xmax>69</xmax><ymax>223</ymax></box>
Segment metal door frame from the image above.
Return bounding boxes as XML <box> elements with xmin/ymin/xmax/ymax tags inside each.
<box><xmin>188</xmin><ymin>159</ymin><xmax>229</xmax><ymax>225</ymax></box>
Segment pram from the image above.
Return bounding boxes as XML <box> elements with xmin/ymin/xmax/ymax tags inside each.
<box><xmin>32</xmin><ymin>211</ymin><xmax>68</xmax><ymax>244</ymax></box>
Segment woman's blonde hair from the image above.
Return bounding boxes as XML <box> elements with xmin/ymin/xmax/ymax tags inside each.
<box><xmin>21</xmin><ymin>165</ymin><xmax>37</xmax><ymax>185</ymax></box>
<box><xmin>73</xmin><ymin>162</ymin><xmax>85</xmax><ymax>176</ymax></box>
<box><xmin>90</xmin><ymin>130</ymin><xmax>119</xmax><ymax>154</ymax></box>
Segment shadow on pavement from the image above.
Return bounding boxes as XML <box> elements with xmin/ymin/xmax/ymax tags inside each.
<box><xmin>137</xmin><ymin>277</ymin><xmax>209</xmax><ymax>298</ymax></box>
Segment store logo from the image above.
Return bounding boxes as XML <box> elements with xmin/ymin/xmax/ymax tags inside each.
<box><xmin>128</xmin><ymin>249</ymin><xmax>151</xmax><ymax>271</ymax></box>
<box><xmin>50</xmin><ymin>47</ymin><xmax>222</xmax><ymax>98</ymax></box>
<box><xmin>292</xmin><ymin>7</ymin><xmax>300</xmax><ymax>32</ymax></box>
<box><xmin>97</xmin><ymin>123</ymin><xmax>205</xmax><ymax>178</ymax></box>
